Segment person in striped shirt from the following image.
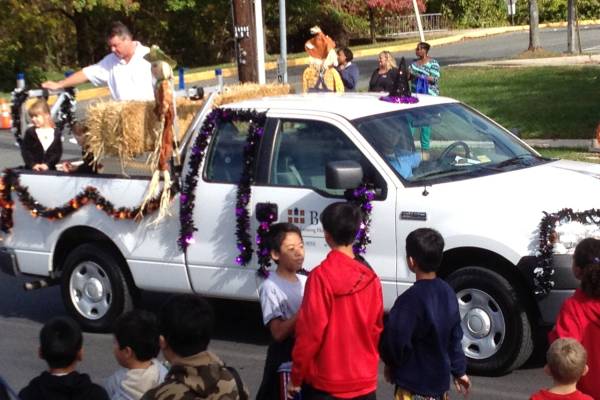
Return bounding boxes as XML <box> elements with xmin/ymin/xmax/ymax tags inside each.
<box><xmin>409</xmin><ymin>42</ymin><xmax>440</xmax><ymax>96</ymax></box>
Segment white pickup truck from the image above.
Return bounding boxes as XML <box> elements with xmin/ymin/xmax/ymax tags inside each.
<box><xmin>2</xmin><ymin>92</ymin><xmax>599</xmax><ymax>375</ymax></box>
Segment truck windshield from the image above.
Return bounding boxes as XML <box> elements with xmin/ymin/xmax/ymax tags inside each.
<box><xmin>353</xmin><ymin>103</ymin><xmax>548</xmax><ymax>184</ymax></box>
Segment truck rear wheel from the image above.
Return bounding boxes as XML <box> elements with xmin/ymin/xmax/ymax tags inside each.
<box><xmin>446</xmin><ymin>267</ymin><xmax>534</xmax><ymax>375</ymax></box>
<box><xmin>60</xmin><ymin>243</ymin><xmax>133</xmax><ymax>332</ymax></box>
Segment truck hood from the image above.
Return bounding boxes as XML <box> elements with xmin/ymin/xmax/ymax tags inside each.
<box><xmin>423</xmin><ymin>159</ymin><xmax>600</xmax><ymax>261</ymax></box>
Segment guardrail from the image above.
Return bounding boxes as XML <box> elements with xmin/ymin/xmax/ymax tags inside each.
<box><xmin>378</xmin><ymin>13</ymin><xmax>449</xmax><ymax>38</ymax></box>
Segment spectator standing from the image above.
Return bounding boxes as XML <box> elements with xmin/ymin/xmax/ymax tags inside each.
<box><xmin>379</xmin><ymin>228</ymin><xmax>470</xmax><ymax>400</ymax></box>
<box><xmin>19</xmin><ymin>316</ymin><xmax>109</xmax><ymax>400</ymax></box>
<box><xmin>42</xmin><ymin>21</ymin><xmax>154</xmax><ymax>101</ymax></box>
<box><xmin>256</xmin><ymin>223</ymin><xmax>306</xmax><ymax>400</ymax></box>
<box><xmin>288</xmin><ymin>202</ymin><xmax>383</xmax><ymax>400</ymax></box>
<box><xmin>368</xmin><ymin>51</ymin><xmax>398</xmax><ymax>92</ymax></box>
<box><xmin>549</xmin><ymin>238</ymin><xmax>600</xmax><ymax>399</ymax></box>
<box><xmin>105</xmin><ymin>310</ymin><xmax>168</xmax><ymax>400</ymax></box>
<box><xmin>409</xmin><ymin>42</ymin><xmax>440</xmax><ymax>96</ymax></box>
<box><xmin>141</xmin><ymin>294</ymin><xmax>248</xmax><ymax>400</ymax></box>
<box><xmin>530</xmin><ymin>338</ymin><xmax>592</xmax><ymax>400</ymax></box>
<box><xmin>336</xmin><ymin>47</ymin><xmax>359</xmax><ymax>91</ymax></box>
<box><xmin>21</xmin><ymin>99</ymin><xmax>62</xmax><ymax>171</ymax></box>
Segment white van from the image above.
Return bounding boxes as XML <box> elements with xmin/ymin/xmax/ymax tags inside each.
<box><xmin>2</xmin><ymin>92</ymin><xmax>598</xmax><ymax>375</ymax></box>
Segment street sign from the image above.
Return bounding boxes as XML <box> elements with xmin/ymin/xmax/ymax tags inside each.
<box><xmin>505</xmin><ymin>0</ymin><xmax>517</xmax><ymax>16</ymax></box>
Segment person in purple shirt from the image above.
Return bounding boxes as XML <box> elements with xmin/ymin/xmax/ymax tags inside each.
<box><xmin>336</xmin><ymin>47</ymin><xmax>360</xmax><ymax>91</ymax></box>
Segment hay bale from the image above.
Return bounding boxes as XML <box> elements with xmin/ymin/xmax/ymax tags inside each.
<box><xmin>86</xmin><ymin>98</ymin><xmax>203</xmax><ymax>161</ymax></box>
<box><xmin>213</xmin><ymin>82</ymin><xmax>292</xmax><ymax>107</ymax></box>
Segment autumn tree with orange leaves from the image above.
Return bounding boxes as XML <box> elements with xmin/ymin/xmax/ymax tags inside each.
<box><xmin>331</xmin><ymin>0</ymin><xmax>426</xmax><ymax>43</ymax></box>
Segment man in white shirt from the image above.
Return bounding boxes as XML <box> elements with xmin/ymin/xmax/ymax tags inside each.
<box><xmin>42</xmin><ymin>21</ymin><xmax>154</xmax><ymax>101</ymax></box>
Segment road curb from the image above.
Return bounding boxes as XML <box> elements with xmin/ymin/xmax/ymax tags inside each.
<box><xmin>63</xmin><ymin>19</ymin><xmax>600</xmax><ymax>103</ymax></box>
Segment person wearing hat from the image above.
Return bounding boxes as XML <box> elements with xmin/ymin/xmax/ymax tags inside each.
<box><xmin>42</xmin><ymin>21</ymin><xmax>154</xmax><ymax>101</ymax></box>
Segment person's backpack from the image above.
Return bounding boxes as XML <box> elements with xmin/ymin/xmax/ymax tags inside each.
<box><xmin>0</xmin><ymin>376</ymin><xmax>19</xmax><ymax>400</ymax></box>
<box><xmin>225</xmin><ymin>365</ymin><xmax>249</xmax><ymax>400</ymax></box>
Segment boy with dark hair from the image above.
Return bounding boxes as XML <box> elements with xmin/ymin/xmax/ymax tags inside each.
<box><xmin>141</xmin><ymin>294</ymin><xmax>247</xmax><ymax>400</ymax></box>
<box><xmin>380</xmin><ymin>228</ymin><xmax>470</xmax><ymax>400</ymax></box>
<box><xmin>105</xmin><ymin>310</ymin><xmax>167</xmax><ymax>400</ymax></box>
<box><xmin>531</xmin><ymin>338</ymin><xmax>592</xmax><ymax>400</ymax></box>
<box><xmin>19</xmin><ymin>316</ymin><xmax>108</xmax><ymax>400</ymax></box>
<box><xmin>289</xmin><ymin>202</ymin><xmax>384</xmax><ymax>400</ymax></box>
<box><xmin>256</xmin><ymin>223</ymin><xmax>306</xmax><ymax>400</ymax></box>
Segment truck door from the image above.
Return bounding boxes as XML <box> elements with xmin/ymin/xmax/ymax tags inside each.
<box><xmin>251</xmin><ymin>115</ymin><xmax>399</xmax><ymax>309</ymax></box>
<box><xmin>185</xmin><ymin>118</ymin><xmax>261</xmax><ymax>299</ymax></box>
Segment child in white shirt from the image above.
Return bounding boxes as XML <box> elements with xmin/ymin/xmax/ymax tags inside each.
<box><xmin>256</xmin><ymin>223</ymin><xmax>306</xmax><ymax>400</ymax></box>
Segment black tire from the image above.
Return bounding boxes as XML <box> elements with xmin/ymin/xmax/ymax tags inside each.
<box><xmin>446</xmin><ymin>267</ymin><xmax>534</xmax><ymax>375</ymax></box>
<box><xmin>60</xmin><ymin>243</ymin><xmax>133</xmax><ymax>332</ymax></box>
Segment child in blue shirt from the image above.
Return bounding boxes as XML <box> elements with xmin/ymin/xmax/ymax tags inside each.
<box><xmin>379</xmin><ymin>228</ymin><xmax>470</xmax><ymax>399</ymax></box>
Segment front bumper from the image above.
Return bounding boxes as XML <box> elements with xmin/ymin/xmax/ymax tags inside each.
<box><xmin>517</xmin><ymin>254</ymin><xmax>577</xmax><ymax>326</ymax></box>
<box><xmin>0</xmin><ymin>247</ymin><xmax>20</xmax><ymax>276</ymax></box>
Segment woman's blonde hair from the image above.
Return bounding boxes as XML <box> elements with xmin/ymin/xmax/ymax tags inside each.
<box><xmin>379</xmin><ymin>50</ymin><xmax>397</xmax><ymax>70</ymax></box>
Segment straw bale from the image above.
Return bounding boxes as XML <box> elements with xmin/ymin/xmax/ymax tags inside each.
<box><xmin>85</xmin><ymin>98</ymin><xmax>203</xmax><ymax>161</ymax></box>
<box><xmin>213</xmin><ymin>83</ymin><xmax>292</xmax><ymax>107</ymax></box>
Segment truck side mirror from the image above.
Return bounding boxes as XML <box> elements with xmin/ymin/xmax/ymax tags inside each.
<box><xmin>326</xmin><ymin>160</ymin><xmax>363</xmax><ymax>189</ymax></box>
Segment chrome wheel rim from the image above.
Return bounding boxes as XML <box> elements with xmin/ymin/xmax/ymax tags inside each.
<box><xmin>456</xmin><ymin>288</ymin><xmax>505</xmax><ymax>360</ymax></box>
<box><xmin>69</xmin><ymin>261</ymin><xmax>112</xmax><ymax>320</ymax></box>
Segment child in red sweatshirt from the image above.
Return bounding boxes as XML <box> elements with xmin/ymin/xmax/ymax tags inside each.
<box><xmin>289</xmin><ymin>202</ymin><xmax>384</xmax><ymax>400</ymax></box>
<box><xmin>549</xmin><ymin>238</ymin><xmax>600</xmax><ymax>400</ymax></box>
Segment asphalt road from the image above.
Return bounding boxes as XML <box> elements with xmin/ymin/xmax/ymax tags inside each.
<box><xmin>0</xmin><ymin>274</ymin><xmax>548</xmax><ymax>399</ymax></box>
<box><xmin>1</xmin><ymin>25</ymin><xmax>594</xmax><ymax>398</ymax></box>
<box><xmin>264</xmin><ymin>25</ymin><xmax>600</xmax><ymax>92</ymax></box>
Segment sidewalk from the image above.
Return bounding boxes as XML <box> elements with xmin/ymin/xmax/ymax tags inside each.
<box><xmin>453</xmin><ymin>54</ymin><xmax>600</xmax><ymax>67</ymax></box>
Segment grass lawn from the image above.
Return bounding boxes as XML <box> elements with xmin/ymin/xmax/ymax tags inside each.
<box><xmin>536</xmin><ymin>147</ymin><xmax>600</xmax><ymax>164</ymax></box>
<box><xmin>442</xmin><ymin>66</ymin><xmax>600</xmax><ymax>139</ymax></box>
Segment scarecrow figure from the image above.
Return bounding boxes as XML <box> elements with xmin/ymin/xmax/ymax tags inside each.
<box><xmin>302</xmin><ymin>27</ymin><xmax>344</xmax><ymax>93</ymax></box>
<box><xmin>140</xmin><ymin>45</ymin><xmax>178</xmax><ymax>221</ymax></box>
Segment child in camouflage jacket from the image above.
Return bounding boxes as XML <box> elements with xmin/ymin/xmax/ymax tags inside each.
<box><xmin>141</xmin><ymin>295</ymin><xmax>248</xmax><ymax>400</ymax></box>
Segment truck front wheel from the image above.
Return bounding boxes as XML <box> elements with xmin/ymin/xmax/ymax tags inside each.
<box><xmin>446</xmin><ymin>267</ymin><xmax>534</xmax><ymax>375</ymax></box>
<box><xmin>60</xmin><ymin>243</ymin><xmax>133</xmax><ymax>332</ymax></box>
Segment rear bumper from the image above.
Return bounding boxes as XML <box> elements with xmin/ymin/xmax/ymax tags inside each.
<box><xmin>0</xmin><ymin>247</ymin><xmax>20</xmax><ymax>276</ymax></box>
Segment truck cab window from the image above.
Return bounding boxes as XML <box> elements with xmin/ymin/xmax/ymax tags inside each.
<box><xmin>205</xmin><ymin>121</ymin><xmax>248</xmax><ymax>183</ymax></box>
<box><xmin>270</xmin><ymin>119</ymin><xmax>383</xmax><ymax>197</ymax></box>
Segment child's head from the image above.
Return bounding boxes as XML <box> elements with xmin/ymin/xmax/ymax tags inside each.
<box><xmin>320</xmin><ymin>202</ymin><xmax>362</xmax><ymax>247</ymax></box>
<box><xmin>573</xmin><ymin>238</ymin><xmax>600</xmax><ymax>298</ymax></box>
<box><xmin>39</xmin><ymin>317</ymin><xmax>82</xmax><ymax>369</ymax></box>
<box><xmin>113</xmin><ymin>310</ymin><xmax>160</xmax><ymax>368</ymax></box>
<box><xmin>28</xmin><ymin>99</ymin><xmax>53</xmax><ymax>129</ymax></box>
<box><xmin>268</xmin><ymin>223</ymin><xmax>304</xmax><ymax>272</ymax></box>
<box><xmin>405</xmin><ymin>228</ymin><xmax>444</xmax><ymax>273</ymax></box>
<box><xmin>545</xmin><ymin>338</ymin><xmax>588</xmax><ymax>385</ymax></box>
<box><xmin>159</xmin><ymin>294</ymin><xmax>214</xmax><ymax>361</ymax></box>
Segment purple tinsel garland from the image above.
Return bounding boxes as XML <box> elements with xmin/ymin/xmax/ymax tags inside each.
<box><xmin>235</xmin><ymin>117</ymin><xmax>267</xmax><ymax>266</ymax></box>
<box><xmin>178</xmin><ymin>108</ymin><xmax>267</xmax><ymax>254</ymax></box>
<box><xmin>379</xmin><ymin>95</ymin><xmax>419</xmax><ymax>104</ymax></box>
<box><xmin>535</xmin><ymin>207</ymin><xmax>600</xmax><ymax>297</ymax></box>
<box><xmin>348</xmin><ymin>183</ymin><xmax>375</xmax><ymax>255</ymax></box>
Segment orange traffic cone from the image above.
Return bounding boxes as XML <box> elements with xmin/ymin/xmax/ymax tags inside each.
<box><xmin>0</xmin><ymin>98</ymin><xmax>11</xmax><ymax>129</ymax></box>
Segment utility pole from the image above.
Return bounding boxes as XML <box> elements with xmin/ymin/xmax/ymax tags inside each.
<box><xmin>278</xmin><ymin>0</ymin><xmax>288</xmax><ymax>83</ymax></box>
<box><xmin>567</xmin><ymin>0</ymin><xmax>577</xmax><ymax>54</ymax></box>
<box><xmin>411</xmin><ymin>0</ymin><xmax>425</xmax><ymax>42</ymax></box>
<box><xmin>232</xmin><ymin>0</ymin><xmax>258</xmax><ymax>83</ymax></box>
